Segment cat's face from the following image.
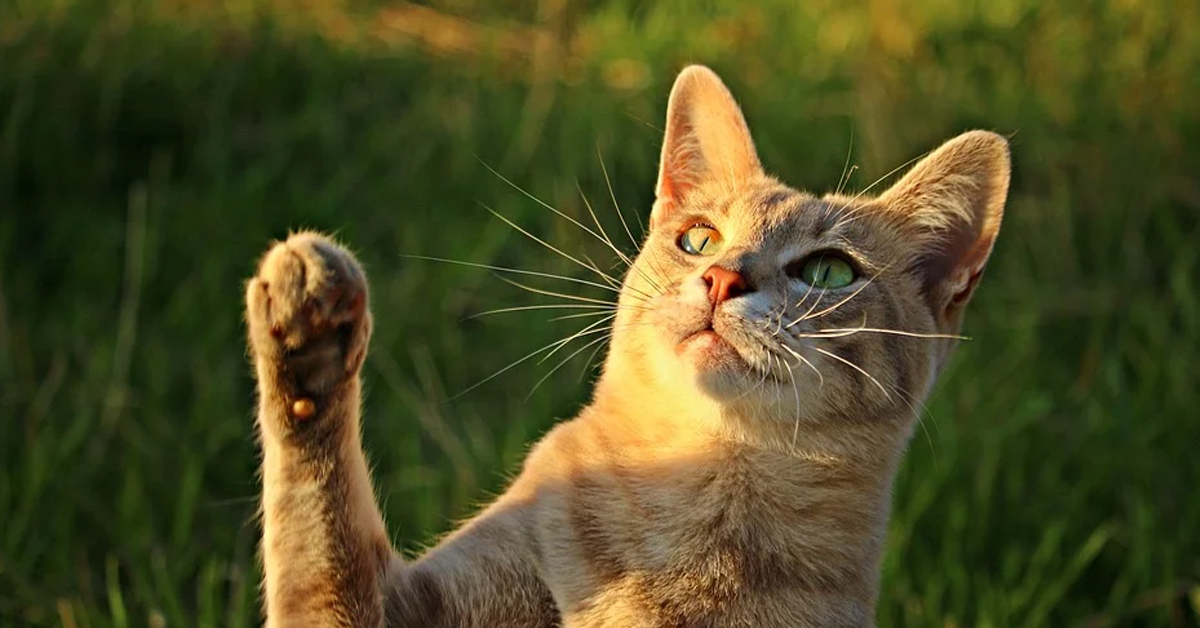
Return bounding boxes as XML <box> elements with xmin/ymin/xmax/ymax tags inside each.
<box><xmin>618</xmin><ymin>182</ymin><xmax>937</xmax><ymax>424</ymax></box>
<box><xmin>606</xmin><ymin>66</ymin><xmax>1009</xmax><ymax>428</ymax></box>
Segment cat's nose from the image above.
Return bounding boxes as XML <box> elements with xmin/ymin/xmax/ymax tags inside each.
<box><xmin>702</xmin><ymin>265</ymin><xmax>749</xmax><ymax>305</ymax></box>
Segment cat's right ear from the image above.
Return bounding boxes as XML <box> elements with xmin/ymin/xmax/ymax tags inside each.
<box><xmin>652</xmin><ymin>65</ymin><xmax>764</xmax><ymax>228</ymax></box>
<box><xmin>879</xmin><ymin>130</ymin><xmax>1011</xmax><ymax>331</ymax></box>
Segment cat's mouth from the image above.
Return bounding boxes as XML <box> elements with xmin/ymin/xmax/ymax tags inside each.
<box><xmin>677</xmin><ymin>317</ymin><xmax>719</xmax><ymax>346</ymax></box>
<box><xmin>676</xmin><ymin>321</ymin><xmax>748</xmax><ymax>369</ymax></box>
<box><xmin>682</xmin><ymin>327</ymin><xmax>721</xmax><ymax>345</ymax></box>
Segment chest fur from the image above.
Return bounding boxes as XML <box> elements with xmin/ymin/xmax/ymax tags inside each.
<box><xmin>540</xmin><ymin>452</ymin><xmax>876</xmax><ymax>626</ymax></box>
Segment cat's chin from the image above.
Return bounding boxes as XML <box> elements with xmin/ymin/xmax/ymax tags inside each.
<box><xmin>676</xmin><ymin>329</ymin><xmax>760</xmax><ymax>399</ymax></box>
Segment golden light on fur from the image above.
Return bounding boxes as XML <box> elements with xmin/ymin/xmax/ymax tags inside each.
<box><xmin>243</xmin><ymin>65</ymin><xmax>1010</xmax><ymax>627</ymax></box>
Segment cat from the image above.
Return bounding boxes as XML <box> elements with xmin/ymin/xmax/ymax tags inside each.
<box><xmin>243</xmin><ymin>64</ymin><xmax>1010</xmax><ymax>627</ymax></box>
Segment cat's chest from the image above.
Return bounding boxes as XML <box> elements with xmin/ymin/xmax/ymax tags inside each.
<box><xmin>544</xmin><ymin>457</ymin><xmax>864</xmax><ymax>627</ymax></box>
<box><xmin>628</xmin><ymin>457</ymin><xmax>810</xmax><ymax>574</ymax></box>
<box><xmin>556</xmin><ymin>456</ymin><xmax>814</xmax><ymax>590</ymax></box>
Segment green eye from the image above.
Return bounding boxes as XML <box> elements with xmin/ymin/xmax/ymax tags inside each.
<box><xmin>678</xmin><ymin>224</ymin><xmax>723</xmax><ymax>256</ymax></box>
<box><xmin>799</xmin><ymin>254</ymin><xmax>856</xmax><ymax>289</ymax></box>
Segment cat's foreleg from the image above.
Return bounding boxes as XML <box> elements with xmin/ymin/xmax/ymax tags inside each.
<box><xmin>383</xmin><ymin>498</ymin><xmax>561</xmax><ymax>627</ymax></box>
<box><xmin>245</xmin><ymin>232</ymin><xmax>394</xmax><ymax>628</ymax></box>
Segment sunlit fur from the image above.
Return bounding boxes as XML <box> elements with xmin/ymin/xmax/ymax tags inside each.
<box><xmin>244</xmin><ymin>65</ymin><xmax>1010</xmax><ymax>627</ymax></box>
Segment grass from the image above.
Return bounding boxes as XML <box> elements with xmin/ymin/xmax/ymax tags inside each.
<box><xmin>1</xmin><ymin>0</ymin><xmax>1198</xmax><ymax>626</ymax></box>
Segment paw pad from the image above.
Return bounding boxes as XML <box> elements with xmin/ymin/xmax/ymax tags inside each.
<box><xmin>245</xmin><ymin>232</ymin><xmax>373</xmax><ymax>398</ymax></box>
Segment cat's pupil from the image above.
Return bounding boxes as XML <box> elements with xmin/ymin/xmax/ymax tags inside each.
<box><xmin>679</xmin><ymin>225</ymin><xmax>722</xmax><ymax>256</ymax></box>
<box><xmin>814</xmin><ymin>262</ymin><xmax>828</xmax><ymax>284</ymax></box>
<box><xmin>798</xmin><ymin>254</ymin><xmax>855</xmax><ymax>289</ymax></box>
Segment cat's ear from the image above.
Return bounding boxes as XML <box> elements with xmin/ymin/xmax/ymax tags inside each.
<box><xmin>880</xmin><ymin>130</ymin><xmax>1011</xmax><ymax>327</ymax></box>
<box><xmin>652</xmin><ymin>65</ymin><xmax>764</xmax><ymax>227</ymax></box>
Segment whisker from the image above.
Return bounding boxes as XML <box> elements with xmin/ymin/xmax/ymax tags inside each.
<box><xmin>786</xmin><ymin>264</ymin><xmax>896</xmax><ymax>328</ymax></box>
<box><xmin>448</xmin><ymin>330</ymin><xmax>582</xmax><ymax>400</ymax></box>
<box><xmin>577</xmin><ymin>181</ymin><xmax>665</xmax><ymax>296</ymax></box>
<box><xmin>828</xmin><ymin>199</ymin><xmax>869</xmax><ymax>231</ymax></box>
<box><xmin>474</xmin><ymin>164</ymin><xmax>657</xmax><ymax>303</ymax></box>
<box><xmin>527</xmin><ymin>334</ymin><xmax>611</xmax><ymax>400</ymax></box>
<box><xmin>465</xmin><ymin>303</ymin><xmax>614</xmax><ymax>320</ymax></box>
<box><xmin>479</xmin><ymin>203</ymin><xmax>636</xmax><ymax>297</ymax></box>
<box><xmin>532</xmin><ymin>316</ymin><xmax>658</xmax><ymax>373</ymax></box>
<box><xmin>786</xmin><ymin>356</ymin><xmax>802</xmax><ymax>449</ymax></box>
<box><xmin>640</xmin><ymin>255</ymin><xmax>673</xmax><ymax>301</ymax></box>
<box><xmin>799</xmin><ymin>327</ymin><xmax>968</xmax><ymax>341</ymax></box>
<box><xmin>760</xmin><ymin>352</ymin><xmax>777</xmax><ymax>399</ymax></box>
<box><xmin>828</xmin><ymin>150</ymin><xmax>929</xmax><ymax>234</ymax></box>
<box><xmin>788</xmin><ymin>312</ymin><xmax>941</xmax><ymax>448</ymax></box>
<box><xmin>451</xmin><ymin>314</ymin><xmax>654</xmax><ymax>401</ymax></box>
<box><xmin>495</xmin><ymin>276</ymin><xmax>622</xmax><ymax>307</ymax></box>
<box><xmin>792</xmin><ymin>283</ymin><xmax>866</xmax><ymax>327</ymax></box>
<box><xmin>480</xmin><ymin>160</ymin><xmax>620</xmax><ymax>260</ymax></box>
<box><xmin>837</xmin><ymin>165</ymin><xmax>859</xmax><ymax>198</ymax></box>
<box><xmin>573</xmin><ymin>253</ymin><xmax>657</xmax><ymax>309</ymax></box>
<box><xmin>581</xmin><ymin>252</ymin><xmax>627</xmax><ymax>292</ymax></box>
<box><xmin>729</xmin><ymin>347</ymin><xmax>773</xmax><ymax>402</ymax></box>
<box><xmin>476</xmin><ymin>159</ymin><xmax>662</xmax><ymax>303</ymax></box>
<box><xmin>547</xmin><ymin>310</ymin><xmax>621</xmax><ymax>322</ymax></box>
<box><xmin>776</xmin><ymin>344</ymin><xmax>823</xmax><ymax>388</ymax></box>
<box><xmin>575</xmin><ymin>181</ymin><xmax>636</xmax><ymax>269</ymax></box>
<box><xmin>834</xmin><ymin>128</ymin><xmax>856</xmax><ymax>197</ymax></box>
<box><xmin>761</xmin><ymin>300</ymin><xmax>788</xmax><ymax>339</ymax></box>
<box><xmin>790</xmin><ymin>282</ymin><xmax>829</xmax><ymax>327</ymax></box>
<box><xmin>621</xmin><ymin>109</ymin><xmax>664</xmax><ymax>133</ymax></box>
<box><xmin>496</xmin><ymin>278</ymin><xmax>656</xmax><ymax>315</ymax></box>
<box><xmin>597</xmin><ymin>144</ymin><xmax>645</xmax><ymax>246</ymax></box>
<box><xmin>595</xmin><ymin>147</ymin><xmax>675</xmax><ymax>295</ymax></box>
<box><xmin>847</xmin><ymin>150</ymin><xmax>929</xmax><ymax>206</ymax></box>
<box><xmin>806</xmin><ymin>345</ymin><xmax>891</xmax><ymax>400</ymax></box>
<box><xmin>536</xmin><ymin>315</ymin><xmax>616</xmax><ymax>366</ymax></box>
<box><xmin>577</xmin><ymin>335</ymin><xmax>608</xmax><ymax>383</ymax></box>
<box><xmin>912</xmin><ymin>394</ymin><xmax>939</xmax><ymax>459</ymax></box>
<box><xmin>405</xmin><ymin>254</ymin><xmax>622</xmax><ymax>296</ymax></box>
<box><xmin>770</xmin><ymin>302</ymin><xmax>789</xmax><ymax>337</ymax></box>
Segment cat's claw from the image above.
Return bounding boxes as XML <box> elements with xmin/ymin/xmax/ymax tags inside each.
<box><xmin>245</xmin><ymin>231</ymin><xmax>372</xmax><ymax>399</ymax></box>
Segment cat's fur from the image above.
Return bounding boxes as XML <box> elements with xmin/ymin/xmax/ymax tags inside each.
<box><xmin>244</xmin><ymin>65</ymin><xmax>1009</xmax><ymax>627</ymax></box>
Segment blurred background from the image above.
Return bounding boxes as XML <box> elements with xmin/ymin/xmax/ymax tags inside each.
<box><xmin>2</xmin><ymin>0</ymin><xmax>1198</xmax><ymax>626</ymax></box>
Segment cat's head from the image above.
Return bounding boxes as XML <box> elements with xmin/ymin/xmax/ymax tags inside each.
<box><xmin>604</xmin><ymin>66</ymin><xmax>1009</xmax><ymax>429</ymax></box>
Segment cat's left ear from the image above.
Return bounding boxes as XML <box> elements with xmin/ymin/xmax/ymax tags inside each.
<box><xmin>880</xmin><ymin>130</ymin><xmax>1011</xmax><ymax>328</ymax></box>
<box><xmin>652</xmin><ymin>65</ymin><xmax>764</xmax><ymax>228</ymax></box>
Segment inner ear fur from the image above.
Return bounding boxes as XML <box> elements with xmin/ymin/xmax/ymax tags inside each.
<box><xmin>879</xmin><ymin>130</ymin><xmax>1011</xmax><ymax>326</ymax></box>
<box><xmin>652</xmin><ymin>65</ymin><xmax>764</xmax><ymax>227</ymax></box>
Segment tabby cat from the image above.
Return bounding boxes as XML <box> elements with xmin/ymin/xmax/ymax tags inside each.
<box><xmin>243</xmin><ymin>64</ymin><xmax>1010</xmax><ymax>627</ymax></box>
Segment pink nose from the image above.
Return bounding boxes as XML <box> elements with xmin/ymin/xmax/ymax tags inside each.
<box><xmin>702</xmin><ymin>266</ymin><xmax>748</xmax><ymax>305</ymax></box>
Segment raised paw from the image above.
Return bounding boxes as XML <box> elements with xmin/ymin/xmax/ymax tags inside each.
<box><xmin>245</xmin><ymin>231</ymin><xmax>372</xmax><ymax>400</ymax></box>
